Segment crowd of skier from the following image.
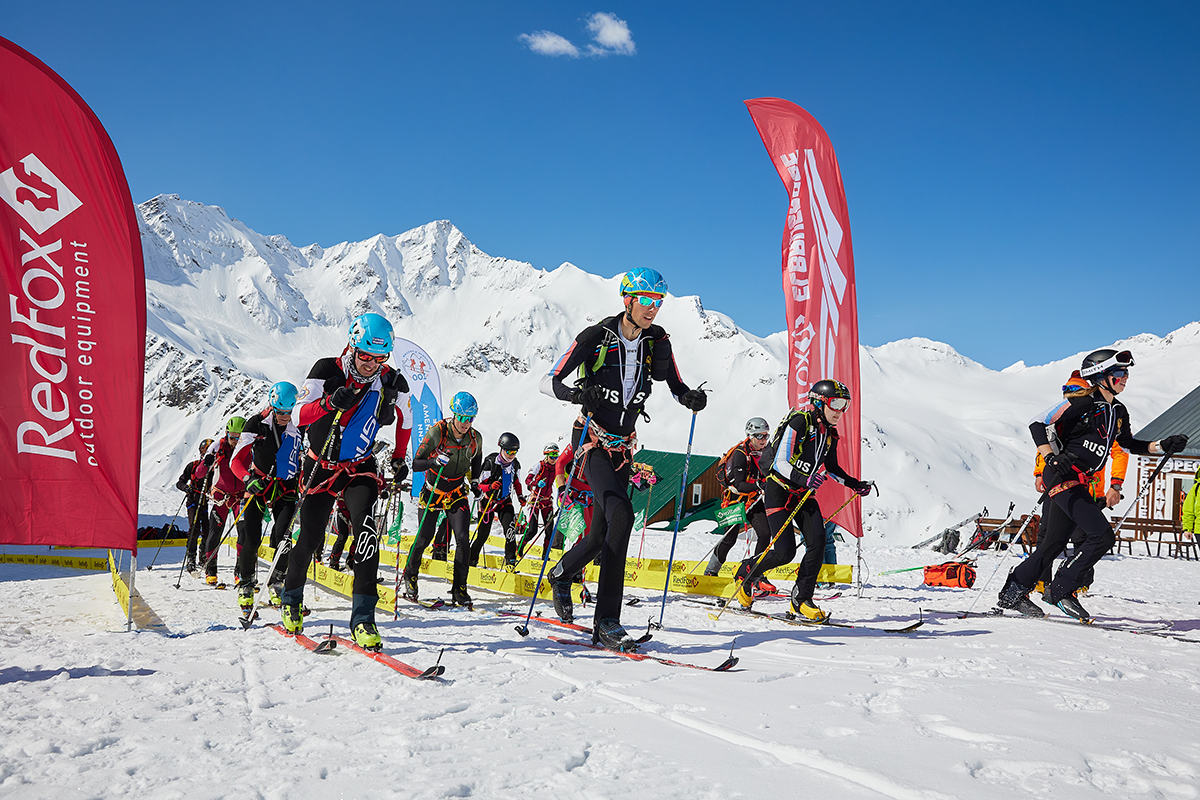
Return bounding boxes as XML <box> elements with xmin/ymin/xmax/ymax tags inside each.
<box><xmin>173</xmin><ymin>267</ymin><xmax>1190</xmax><ymax>654</ymax></box>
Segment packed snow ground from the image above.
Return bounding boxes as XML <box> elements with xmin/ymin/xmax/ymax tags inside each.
<box><xmin>2</xmin><ymin>524</ymin><xmax>1199</xmax><ymax>800</ymax></box>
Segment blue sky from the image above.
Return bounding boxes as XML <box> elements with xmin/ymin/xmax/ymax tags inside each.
<box><xmin>6</xmin><ymin>2</ymin><xmax>1198</xmax><ymax>369</ymax></box>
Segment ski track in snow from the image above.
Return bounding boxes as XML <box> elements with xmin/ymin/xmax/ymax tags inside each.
<box><xmin>3</xmin><ymin>534</ymin><xmax>1200</xmax><ymax>799</ymax></box>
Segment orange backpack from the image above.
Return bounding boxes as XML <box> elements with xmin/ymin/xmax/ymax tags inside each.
<box><xmin>923</xmin><ymin>562</ymin><xmax>976</xmax><ymax>589</ymax></box>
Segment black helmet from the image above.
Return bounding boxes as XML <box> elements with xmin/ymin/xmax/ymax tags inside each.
<box><xmin>1080</xmin><ymin>349</ymin><xmax>1134</xmax><ymax>382</ymax></box>
<box><xmin>498</xmin><ymin>432</ymin><xmax>520</xmax><ymax>452</ymax></box>
<box><xmin>809</xmin><ymin>379</ymin><xmax>852</xmax><ymax>410</ymax></box>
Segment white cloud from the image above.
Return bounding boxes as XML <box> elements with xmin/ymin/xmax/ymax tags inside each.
<box><xmin>585</xmin><ymin>12</ymin><xmax>636</xmax><ymax>56</ymax></box>
<box><xmin>519</xmin><ymin>12</ymin><xmax>636</xmax><ymax>58</ymax></box>
<box><xmin>518</xmin><ymin>31</ymin><xmax>580</xmax><ymax>58</ymax></box>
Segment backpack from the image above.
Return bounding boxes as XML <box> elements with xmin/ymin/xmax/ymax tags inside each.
<box><xmin>923</xmin><ymin>561</ymin><xmax>976</xmax><ymax>589</ymax></box>
<box><xmin>714</xmin><ymin>441</ymin><xmax>744</xmax><ymax>487</ymax></box>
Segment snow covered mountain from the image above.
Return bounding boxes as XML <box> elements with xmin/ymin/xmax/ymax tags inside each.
<box><xmin>137</xmin><ymin>194</ymin><xmax>1200</xmax><ymax>543</ymax></box>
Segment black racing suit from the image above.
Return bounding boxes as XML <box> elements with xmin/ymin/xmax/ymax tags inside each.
<box><xmin>283</xmin><ymin>355</ymin><xmax>411</xmax><ymax>628</ymax></box>
<box><xmin>1013</xmin><ymin>393</ymin><xmax>1152</xmax><ymax>602</ymax></box>
<box><xmin>708</xmin><ymin>440</ymin><xmax>770</xmax><ymax>572</ymax></box>
<box><xmin>740</xmin><ymin>409</ymin><xmax>868</xmax><ymax>604</ymax></box>
<box><xmin>471</xmin><ymin>452</ymin><xmax>524</xmax><ymax>566</ymax></box>
<box><xmin>540</xmin><ymin>313</ymin><xmax>694</xmax><ymax>625</ymax></box>
<box><xmin>176</xmin><ymin>459</ymin><xmax>208</xmax><ymax>566</ymax></box>
<box><xmin>232</xmin><ymin>410</ymin><xmax>303</xmax><ymax>591</ymax></box>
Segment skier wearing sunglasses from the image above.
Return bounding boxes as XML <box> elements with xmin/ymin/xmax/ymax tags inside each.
<box><xmin>732</xmin><ymin>379</ymin><xmax>873</xmax><ymax>622</ymax></box>
<box><xmin>703</xmin><ymin>417</ymin><xmax>775</xmax><ymax>589</ymax></box>
<box><xmin>999</xmin><ymin>349</ymin><xmax>1188</xmax><ymax>621</ymax></box>
<box><xmin>540</xmin><ymin>267</ymin><xmax>707</xmax><ymax>650</ymax></box>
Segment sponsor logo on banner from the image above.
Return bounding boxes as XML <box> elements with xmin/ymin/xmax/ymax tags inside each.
<box><xmin>0</xmin><ymin>154</ymin><xmax>83</xmax><ymax>234</ymax></box>
<box><xmin>777</xmin><ymin>147</ymin><xmax>849</xmax><ymax>391</ymax></box>
<box><xmin>3</xmin><ymin>152</ymin><xmax>102</xmax><ymax>467</ymax></box>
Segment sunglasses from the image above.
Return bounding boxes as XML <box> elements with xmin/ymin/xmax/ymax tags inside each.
<box><xmin>1109</xmin><ymin>369</ymin><xmax>1129</xmax><ymax>380</ymax></box>
<box><xmin>355</xmin><ymin>350</ymin><xmax>389</xmax><ymax>364</ymax></box>
<box><xmin>631</xmin><ymin>294</ymin><xmax>664</xmax><ymax>308</ymax></box>
<box><xmin>826</xmin><ymin>397</ymin><xmax>850</xmax><ymax>411</ymax></box>
<box><xmin>453</xmin><ymin>414</ymin><xmax>475</xmax><ymax>424</ymax></box>
<box><xmin>750</xmin><ymin>433</ymin><xmax>770</xmax><ymax>441</ymax></box>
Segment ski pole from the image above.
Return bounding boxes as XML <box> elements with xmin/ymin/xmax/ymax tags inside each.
<box><xmin>175</xmin><ymin>471</ymin><xmax>213</xmax><ymax>589</ymax></box>
<box><xmin>653</xmin><ymin>410</ymin><xmax>699</xmax><ymax>629</ymax></box>
<box><xmin>515</xmin><ymin>415</ymin><xmax>592</xmax><ymax>637</ymax></box>
<box><xmin>147</xmin><ymin>491</ymin><xmax>188</xmax><ymax>570</ymax></box>
<box><xmin>962</xmin><ymin>500</ymin><xmax>1041</xmax><ymax>616</ymax></box>
<box><xmin>1111</xmin><ymin>451</ymin><xmax>1173</xmax><ymax>538</ymax></box>
<box><xmin>240</xmin><ymin>410</ymin><xmax>344</xmax><ymax>630</ymax></box>
<box><xmin>470</xmin><ymin>487</ymin><xmax>500</xmax><ymax>564</ymax></box>
<box><xmin>711</xmin><ymin>484</ymin><xmax>815</xmax><ymax>621</ymax></box>
<box><xmin>635</xmin><ymin>477</ymin><xmax>655</xmax><ymax>564</ymax></box>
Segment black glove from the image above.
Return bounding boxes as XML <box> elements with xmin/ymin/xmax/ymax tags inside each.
<box><xmin>391</xmin><ymin>459</ymin><xmax>409</xmax><ymax>484</ymax></box>
<box><xmin>680</xmin><ymin>388</ymin><xmax>707</xmax><ymax>412</ymax></box>
<box><xmin>575</xmin><ymin>385</ymin><xmax>607</xmax><ymax>415</ymax></box>
<box><xmin>324</xmin><ymin>386</ymin><xmax>359</xmax><ymax>411</ymax></box>
<box><xmin>1042</xmin><ymin>452</ymin><xmax>1075</xmax><ymax>487</ymax></box>
<box><xmin>851</xmin><ymin>479</ymin><xmax>875</xmax><ymax>497</ymax></box>
<box><xmin>203</xmin><ymin>453</ymin><xmax>215</xmax><ymax>467</ymax></box>
<box><xmin>378</xmin><ymin>374</ymin><xmax>401</xmax><ymax>425</ymax></box>
<box><xmin>1160</xmin><ymin>434</ymin><xmax>1189</xmax><ymax>455</ymax></box>
<box><xmin>176</xmin><ymin>478</ymin><xmax>188</xmax><ymax>492</ymax></box>
<box><xmin>245</xmin><ymin>476</ymin><xmax>268</xmax><ymax>496</ymax></box>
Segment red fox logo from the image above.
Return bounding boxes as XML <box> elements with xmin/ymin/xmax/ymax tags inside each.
<box><xmin>14</xmin><ymin>160</ymin><xmax>58</xmax><ymax>211</ymax></box>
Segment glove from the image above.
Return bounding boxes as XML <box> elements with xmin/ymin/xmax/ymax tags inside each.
<box><xmin>852</xmin><ymin>480</ymin><xmax>874</xmax><ymax>497</ymax></box>
<box><xmin>324</xmin><ymin>386</ymin><xmax>359</xmax><ymax>411</ymax></box>
<box><xmin>806</xmin><ymin>470</ymin><xmax>826</xmax><ymax>490</ymax></box>
<box><xmin>245</xmin><ymin>476</ymin><xmax>269</xmax><ymax>496</ymax></box>
<box><xmin>1160</xmin><ymin>434</ymin><xmax>1189</xmax><ymax>455</ymax></box>
<box><xmin>575</xmin><ymin>385</ymin><xmax>607</xmax><ymax>414</ymax></box>
<box><xmin>434</xmin><ymin>451</ymin><xmax>450</xmax><ymax>466</ymax></box>
<box><xmin>391</xmin><ymin>459</ymin><xmax>409</xmax><ymax>484</ymax></box>
<box><xmin>681</xmin><ymin>388</ymin><xmax>708</xmax><ymax>412</ymax></box>
<box><xmin>378</xmin><ymin>377</ymin><xmax>400</xmax><ymax>425</ymax></box>
<box><xmin>203</xmin><ymin>453</ymin><xmax>215</xmax><ymax>467</ymax></box>
<box><xmin>1042</xmin><ymin>452</ymin><xmax>1075</xmax><ymax>486</ymax></box>
<box><xmin>176</xmin><ymin>477</ymin><xmax>188</xmax><ymax>492</ymax></box>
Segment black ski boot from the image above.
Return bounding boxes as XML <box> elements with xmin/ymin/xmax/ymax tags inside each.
<box><xmin>549</xmin><ymin>564</ymin><xmax>574</xmax><ymax>623</ymax></box>
<box><xmin>703</xmin><ymin>551</ymin><xmax>723</xmax><ymax>577</ymax></box>
<box><xmin>328</xmin><ymin>554</ymin><xmax>342</xmax><ymax>572</ymax></box>
<box><xmin>997</xmin><ymin>572</ymin><xmax>1045</xmax><ymax>618</ymax></box>
<box><xmin>184</xmin><ymin>555</ymin><xmax>197</xmax><ymax>573</ymax></box>
<box><xmin>401</xmin><ymin>573</ymin><xmax>419</xmax><ymax>602</ymax></box>
<box><xmin>1054</xmin><ymin>594</ymin><xmax>1093</xmax><ymax>623</ymax></box>
<box><xmin>451</xmin><ymin>586</ymin><xmax>472</xmax><ymax>609</ymax></box>
<box><xmin>593</xmin><ymin>618</ymin><xmax>639</xmax><ymax>652</ymax></box>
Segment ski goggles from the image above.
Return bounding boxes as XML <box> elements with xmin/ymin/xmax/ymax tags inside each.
<box><xmin>750</xmin><ymin>433</ymin><xmax>770</xmax><ymax>441</ymax></box>
<box><xmin>825</xmin><ymin>397</ymin><xmax>850</xmax><ymax>411</ymax></box>
<box><xmin>453</xmin><ymin>414</ymin><xmax>475</xmax><ymax>424</ymax></box>
<box><xmin>630</xmin><ymin>293</ymin><xmax>664</xmax><ymax>308</ymax></box>
<box><xmin>354</xmin><ymin>349</ymin><xmax>389</xmax><ymax>364</ymax></box>
<box><xmin>502</xmin><ymin>448</ymin><xmax>518</xmax><ymax>457</ymax></box>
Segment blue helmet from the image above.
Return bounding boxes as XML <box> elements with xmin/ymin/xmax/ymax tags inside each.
<box><xmin>269</xmin><ymin>381</ymin><xmax>299</xmax><ymax>413</ymax></box>
<box><xmin>449</xmin><ymin>391</ymin><xmax>478</xmax><ymax>419</ymax></box>
<box><xmin>348</xmin><ymin>312</ymin><xmax>394</xmax><ymax>356</ymax></box>
<box><xmin>619</xmin><ymin>267</ymin><xmax>667</xmax><ymax>297</ymax></box>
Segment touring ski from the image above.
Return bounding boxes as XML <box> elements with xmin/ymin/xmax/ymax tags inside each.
<box><xmin>686</xmin><ymin>598</ymin><xmax>924</xmax><ymax>633</ymax></box>
<box><xmin>547</xmin><ymin>636</ymin><xmax>737</xmax><ymax>672</ymax></box>
<box><xmin>324</xmin><ymin>634</ymin><xmax>446</xmax><ymax>678</ymax></box>
<box><xmin>934</xmin><ymin>608</ymin><xmax>1191</xmax><ymax>639</ymax></box>
<box><xmin>269</xmin><ymin>623</ymin><xmax>337</xmax><ymax>654</ymax></box>
<box><xmin>494</xmin><ymin>609</ymin><xmax>653</xmax><ymax>644</ymax></box>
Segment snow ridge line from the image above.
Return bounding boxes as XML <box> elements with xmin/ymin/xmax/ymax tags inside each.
<box><xmin>504</xmin><ymin>653</ymin><xmax>953</xmax><ymax>800</ymax></box>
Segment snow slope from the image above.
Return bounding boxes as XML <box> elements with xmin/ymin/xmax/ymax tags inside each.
<box><xmin>137</xmin><ymin>194</ymin><xmax>1200</xmax><ymax>544</ymax></box>
<box><xmin>2</xmin><ymin>535</ymin><xmax>1200</xmax><ymax>799</ymax></box>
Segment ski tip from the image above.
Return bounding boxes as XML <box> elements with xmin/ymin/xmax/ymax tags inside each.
<box><xmin>418</xmin><ymin>665</ymin><xmax>446</xmax><ymax>680</ymax></box>
<box><xmin>625</xmin><ymin>597</ymin><xmax>641</xmax><ymax>607</ymax></box>
<box><xmin>715</xmin><ymin>657</ymin><xmax>739</xmax><ymax>672</ymax></box>
<box><xmin>314</xmin><ymin>639</ymin><xmax>337</xmax><ymax>654</ymax></box>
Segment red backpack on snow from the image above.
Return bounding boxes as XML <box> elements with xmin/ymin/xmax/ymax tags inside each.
<box><xmin>923</xmin><ymin>561</ymin><xmax>976</xmax><ymax>589</ymax></box>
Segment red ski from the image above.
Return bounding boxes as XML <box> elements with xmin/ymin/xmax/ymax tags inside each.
<box><xmin>547</xmin><ymin>636</ymin><xmax>737</xmax><ymax>672</ymax></box>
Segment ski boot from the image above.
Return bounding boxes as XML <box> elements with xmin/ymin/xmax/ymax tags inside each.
<box><xmin>1055</xmin><ymin>594</ymin><xmax>1093</xmax><ymax>624</ymax></box>
<box><xmin>549</xmin><ymin>565</ymin><xmax>574</xmax><ymax>623</ymax></box>
<box><xmin>351</xmin><ymin>622</ymin><xmax>383</xmax><ymax>651</ymax></box>
<box><xmin>997</xmin><ymin>572</ymin><xmax>1045</xmax><ymax>618</ymax></box>
<box><xmin>730</xmin><ymin>578</ymin><xmax>754</xmax><ymax>610</ymax></box>
<box><xmin>503</xmin><ymin>557</ymin><xmax>517</xmax><ymax>570</ymax></box>
<box><xmin>281</xmin><ymin>604</ymin><xmax>304</xmax><ymax>634</ymax></box>
<box><xmin>184</xmin><ymin>555</ymin><xmax>197</xmax><ymax>573</ymax></box>
<box><xmin>400</xmin><ymin>573</ymin><xmax>419</xmax><ymax>602</ymax></box>
<box><xmin>431</xmin><ymin>546</ymin><xmax>448</xmax><ymax>562</ymax></box>
<box><xmin>237</xmin><ymin>586</ymin><xmax>255</xmax><ymax>613</ymax></box>
<box><xmin>593</xmin><ymin>618</ymin><xmax>639</xmax><ymax>652</ymax></box>
<box><xmin>451</xmin><ymin>586</ymin><xmax>472</xmax><ymax>609</ymax></box>
<box><xmin>790</xmin><ymin>599</ymin><xmax>829</xmax><ymax>623</ymax></box>
<box><xmin>205</xmin><ymin>574</ymin><xmax>219</xmax><ymax>586</ymax></box>
<box><xmin>328</xmin><ymin>554</ymin><xmax>342</xmax><ymax>572</ymax></box>
<box><xmin>703</xmin><ymin>551</ymin><xmax>723</xmax><ymax>577</ymax></box>
<box><xmin>753</xmin><ymin>578</ymin><xmax>777</xmax><ymax>598</ymax></box>
<box><xmin>268</xmin><ymin>583</ymin><xmax>283</xmax><ymax>607</ymax></box>
<box><xmin>577</xmin><ymin>582</ymin><xmax>592</xmax><ymax>605</ymax></box>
